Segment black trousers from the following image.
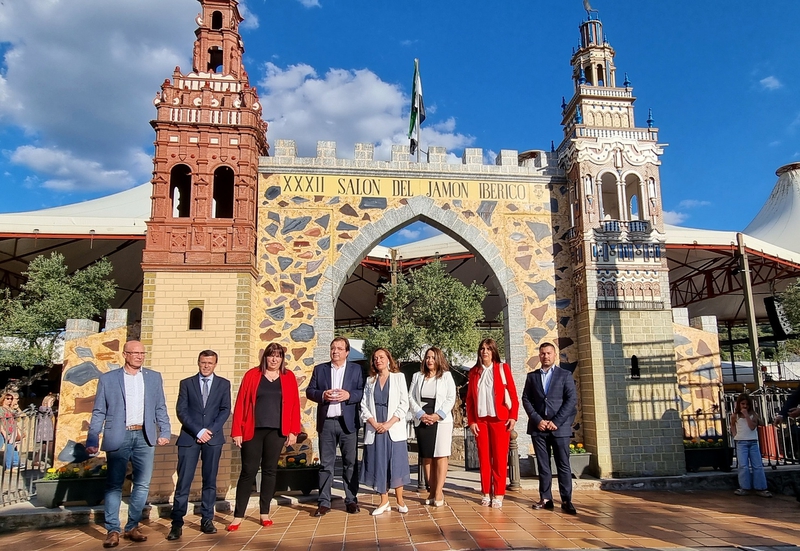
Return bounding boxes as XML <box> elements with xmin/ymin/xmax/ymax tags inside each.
<box><xmin>532</xmin><ymin>431</ymin><xmax>573</xmax><ymax>502</ymax></box>
<box><xmin>234</xmin><ymin>428</ymin><xmax>284</xmax><ymax>516</ymax></box>
<box><xmin>171</xmin><ymin>442</ymin><xmax>223</xmax><ymax>525</ymax></box>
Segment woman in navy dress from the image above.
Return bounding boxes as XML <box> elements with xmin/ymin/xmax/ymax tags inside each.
<box><xmin>360</xmin><ymin>348</ymin><xmax>411</xmax><ymax>516</ymax></box>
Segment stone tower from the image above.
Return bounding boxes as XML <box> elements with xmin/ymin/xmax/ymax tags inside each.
<box><xmin>140</xmin><ymin>0</ymin><xmax>267</xmax><ymax>499</ymax></box>
<box><xmin>558</xmin><ymin>12</ymin><xmax>685</xmax><ymax>476</ymax></box>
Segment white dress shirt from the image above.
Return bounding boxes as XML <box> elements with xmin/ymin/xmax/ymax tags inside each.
<box><xmin>477</xmin><ymin>364</ymin><xmax>497</xmax><ymax>418</ymax></box>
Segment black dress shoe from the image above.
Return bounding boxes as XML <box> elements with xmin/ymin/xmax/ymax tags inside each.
<box><xmin>166</xmin><ymin>526</ymin><xmax>182</xmax><ymax>541</ymax></box>
<box><xmin>313</xmin><ymin>505</ymin><xmax>330</xmax><ymax>517</ymax></box>
<box><xmin>200</xmin><ymin>519</ymin><xmax>217</xmax><ymax>534</ymax></box>
<box><xmin>561</xmin><ymin>501</ymin><xmax>577</xmax><ymax>515</ymax></box>
<box><xmin>346</xmin><ymin>502</ymin><xmax>360</xmax><ymax>514</ymax></box>
<box><xmin>532</xmin><ymin>499</ymin><xmax>554</xmax><ymax>510</ymax></box>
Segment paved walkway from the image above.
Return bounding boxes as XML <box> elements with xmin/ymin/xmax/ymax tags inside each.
<box><xmin>1</xmin><ymin>469</ymin><xmax>798</xmax><ymax>550</ymax></box>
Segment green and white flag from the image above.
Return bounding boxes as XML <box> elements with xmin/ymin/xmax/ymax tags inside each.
<box><xmin>408</xmin><ymin>59</ymin><xmax>426</xmax><ymax>142</ymax></box>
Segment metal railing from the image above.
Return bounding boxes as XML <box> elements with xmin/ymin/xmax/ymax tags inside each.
<box><xmin>1</xmin><ymin>406</ymin><xmax>53</xmax><ymax>507</ymax></box>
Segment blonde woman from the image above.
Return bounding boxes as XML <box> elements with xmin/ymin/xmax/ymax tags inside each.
<box><xmin>360</xmin><ymin>348</ymin><xmax>411</xmax><ymax>516</ymax></box>
<box><xmin>409</xmin><ymin>347</ymin><xmax>456</xmax><ymax>506</ymax></box>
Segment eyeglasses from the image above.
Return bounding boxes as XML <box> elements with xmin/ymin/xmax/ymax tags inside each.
<box><xmin>124</xmin><ymin>351</ymin><xmax>146</xmax><ymax>357</ymax></box>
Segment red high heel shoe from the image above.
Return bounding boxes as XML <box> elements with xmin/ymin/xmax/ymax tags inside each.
<box><xmin>261</xmin><ymin>519</ymin><xmax>273</xmax><ymax>527</ymax></box>
<box><xmin>226</xmin><ymin>522</ymin><xmax>241</xmax><ymax>532</ymax></box>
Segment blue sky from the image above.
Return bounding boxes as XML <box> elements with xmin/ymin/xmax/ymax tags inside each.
<box><xmin>1</xmin><ymin>1</ymin><xmax>798</xmax><ymax>243</ymax></box>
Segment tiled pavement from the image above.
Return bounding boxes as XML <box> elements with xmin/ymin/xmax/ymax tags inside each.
<box><xmin>1</xmin><ymin>485</ymin><xmax>799</xmax><ymax>550</ymax></box>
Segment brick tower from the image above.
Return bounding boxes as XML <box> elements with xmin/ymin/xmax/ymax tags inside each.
<box><xmin>558</xmin><ymin>11</ymin><xmax>685</xmax><ymax>476</ymax></box>
<box><xmin>140</xmin><ymin>0</ymin><xmax>267</xmax><ymax>499</ymax></box>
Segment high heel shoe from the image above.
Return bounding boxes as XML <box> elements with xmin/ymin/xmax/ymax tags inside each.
<box><xmin>371</xmin><ymin>502</ymin><xmax>390</xmax><ymax>516</ymax></box>
<box><xmin>226</xmin><ymin>522</ymin><xmax>242</xmax><ymax>532</ymax></box>
<box><xmin>397</xmin><ymin>503</ymin><xmax>408</xmax><ymax>514</ymax></box>
<box><xmin>480</xmin><ymin>496</ymin><xmax>491</xmax><ymax>507</ymax></box>
<box><xmin>261</xmin><ymin>519</ymin><xmax>273</xmax><ymax>527</ymax></box>
<box><xmin>433</xmin><ymin>500</ymin><xmax>445</xmax><ymax>507</ymax></box>
<box><xmin>423</xmin><ymin>498</ymin><xmax>432</xmax><ymax>506</ymax></box>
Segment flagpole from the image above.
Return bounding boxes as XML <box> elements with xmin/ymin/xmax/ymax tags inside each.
<box><xmin>415</xmin><ymin>59</ymin><xmax>421</xmax><ymax>163</ymax></box>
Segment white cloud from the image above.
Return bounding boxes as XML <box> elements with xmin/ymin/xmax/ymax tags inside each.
<box><xmin>759</xmin><ymin>76</ymin><xmax>782</xmax><ymax>91</ymax></box>
<box><xmin>397</xmin><ymin>228</ymin><xmax>421</xmax><ymax>240</ymax></box>
<box><xmin>298</xmin><ymin>0</ymin><xmax>321</xmax><ymax>7</ymax></box>
<box><xmin>238</xmin><ymin>2</ymin><xmax>259</xmax><ymax>29</ymax></box>
<box><xmin>258</xmin><ymin>62</ymin><xmax>474</xmax><ymax>160</ymax></box>
<box><xmin>663</xmin><ymin>210</ymin><xmax>688</xmax><ymax>225</ymax></box>
<box><xmin>10</xmin><ymin>146</ymin><xmax>138</xmax><ymax>191</ymax></box>
<box><xmin>0</xmin><ymin>0</ymin><xmax>197</xmax><ymax>193</ymax></box>
<box><xmin>677</xmin><ymin>199</ymin><xmax>711</xmax><ymax>209</ymax></box>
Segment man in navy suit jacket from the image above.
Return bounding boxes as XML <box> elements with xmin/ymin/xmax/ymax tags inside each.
<box><xmin>167</xmin><ymin>350</ymin><xmax>231</xmax><ymax>540</ymax></box>
<box><xmin>87</xmin><ymin>340</ymin><xmax>171</xmax><ymax>548</ymax></box>
<box><xmin>306</xmin><ymin>337</ymin><xmax>364</xmax><ymax>516</ymax></box>
<box><xmin>522</xmin><ymin>342</ymin><xmax>578</xmax><ymax>515</ymax></box>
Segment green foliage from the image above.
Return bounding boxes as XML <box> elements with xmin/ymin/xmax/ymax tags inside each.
<box><xmin>0</xmin><ymin>253</ymin><xmax>116</xmax><ymax>370</ymax></box>
<box><xmin>363</xmin><ymin>260</ymin><xmax>487</xmax><ymax>365</ymax></box>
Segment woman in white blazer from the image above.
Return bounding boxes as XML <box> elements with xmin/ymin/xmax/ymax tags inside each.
<box><xmin>360</xmin><ymin>348</ymin><xmax>411</xmax><ymax>516</ymax></box>
<box><xmin>409</xmin><ymin>347</ymin><xmax>457</xmax><ymax>507</ymax></box>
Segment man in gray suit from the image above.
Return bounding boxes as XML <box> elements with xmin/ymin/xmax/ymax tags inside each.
<box><xmin>522</xmin><ymin>342</ymin><xmax>578</xmax><ymax>515</ymax></box>
<box><xmin>87</xmin><ymin>340</ymin><xmax>171</xmax><ymax>548</ymax></box>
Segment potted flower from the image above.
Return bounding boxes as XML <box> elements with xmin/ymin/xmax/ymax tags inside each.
<box><xmin>683</xmin><ymin>437</ymin><xmax>733</xmax><ymax>472</ymax></box>
<box><xmin>34</xmin><ymin>462</ymin><xmax>108</xmax><ymax>508</ymax></box>
<box><xmin>528</xmin><ymin>442</ymin><xmax>593</xmax><ymax>479</ymax></box>
<box><xmin>274</xmin><ymin>457</ymin><xmax>321</xmax><ymax>495</ymax></box>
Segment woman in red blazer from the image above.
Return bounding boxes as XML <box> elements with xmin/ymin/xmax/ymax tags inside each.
<box><xmin>466</xmin><ymin>338</ymin><xmax>519</xmax><ymax>508</ymax></box>
<box><xmin>229</xmin><ymin>343</ymin><xmax>301</xmax><ymax>530</ymax></box>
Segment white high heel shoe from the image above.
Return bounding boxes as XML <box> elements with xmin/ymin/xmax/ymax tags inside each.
<box><xmin>397</xmin><ymin>503</ymin><xmax>409</xmax><ymax>514</ymax></box>
<box><xmin>371</xmin><ymin>501</ymin><xmax>391</xmax><ymax>516</ymax></box>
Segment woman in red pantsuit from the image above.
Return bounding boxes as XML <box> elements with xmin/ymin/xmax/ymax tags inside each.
<box><xmin>466</xmin><ymin>338</ymin><xmax>519</xmax><ymax>508</ymax></box>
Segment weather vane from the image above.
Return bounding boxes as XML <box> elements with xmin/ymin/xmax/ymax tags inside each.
<box><xmin>583</xmin><ymin>0</ymin><xmax>599</xmax><ymax>16</ymax></box>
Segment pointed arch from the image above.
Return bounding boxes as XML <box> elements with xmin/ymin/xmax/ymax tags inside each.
<box><xmin>313</xmin><ymin>196</ymin><xmax>526</xmax><ymax>369</ymax></box>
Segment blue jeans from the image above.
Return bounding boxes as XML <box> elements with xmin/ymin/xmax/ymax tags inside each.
<box><xmin>104</xmin><ymin>430</ymin><xmax>155</xmax><ymax>533</ymax></box>
<box><xmin>1</xmin><ymin>434</ymin><xmax>20</xmax><ymax>469</ymax></box>
<box><xmin>736</xmin><ymin>439</ymin><xmax>767</xmax><ymax>491</ymax></box>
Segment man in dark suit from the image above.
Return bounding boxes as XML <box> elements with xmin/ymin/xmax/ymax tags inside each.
<box><xmin>167</xmin><ymin>350</ymin><xmax>231</xmax><ymax>540</ymax></box>
<box><xmin>522</xmin><ymin>342</ymin><xmax>578</xmax><ymax>515</ymax></box>
<box><xmin>86</xmin><ymin>340</ymin><xmax>171</xmax><ymax>548</ymax></box>
<box><xmin>306</xmin><ymin>337</ymin><xmax>364</xmax><ymax>516</ymax></box>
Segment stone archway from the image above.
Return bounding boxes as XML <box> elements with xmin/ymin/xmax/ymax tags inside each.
<box><xmin>312</xmin><ymin>195</ymin><xmax>527</xmax><ymax>370</ymax></box>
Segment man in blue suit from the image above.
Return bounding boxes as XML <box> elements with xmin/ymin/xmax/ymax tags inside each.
<box><xmin>86</xmin><ymin>340</ymin><xmax>171</xmax><ymax>548</ymax></box>
<box><xmin>522</xmin><ymin>342</ymin><xmax>578</xmax><ymax>515</ymax></box>
<box><xmin>167</xmin><ymin>350</ymin><xmax>231</xmax><ymax>540</ymax></box>
<box><xmin>306</xmin><ymin>337</ymin><xmax>364</xmax><ymax>516</ymax></box>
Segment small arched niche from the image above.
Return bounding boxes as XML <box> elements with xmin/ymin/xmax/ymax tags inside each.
<box><xmin>208</xmin><ymin>46</ymin><xmax>223</xmax><ymax>73</ymax></box>
<box><xmin>188</xmin><ymin>300</ymin><xmax>204</xmax><ymax>330</ymax></box>
<box><xmin>170</xmin><ymin>164</ymin><xmax>192</xmax><ymax>218</ymax></box>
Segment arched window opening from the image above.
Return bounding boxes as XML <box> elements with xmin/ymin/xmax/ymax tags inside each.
<box><xmin>189</xmin><ymin>307</ymin><xmax>203</xmax><ymax>330</ymax></box>
<box><xmin>212</xmin><ymin>166</ymin><xmax>235</xmax><ymax>218</ymax></box>
<box><xmin>170</xmin><ymin>165</ymin><xmax>192</xmax><ymax>218</ymax></box>
<box><xmin>625</xmin><ymin>173</ymin><xmax>642</xmax><ymax>221</ymax></box>
<box><xmin>596</xmin><ymin>64</ymin><xmax>605</xmax><ymax>86</ymax></box>
<box><xmin>208</xmin><ymin>47</ymin><xmax>223</xmax><ymax>73</ymax></box>
<box><xmin>211</xmin><ymin>11</ymin><xmax>223</xmax><ymax>30</ymax></box>
<box><xmin>599</xmin><ymin>172</ymin><xmax>620</xmax><ymax>220</ymax></box>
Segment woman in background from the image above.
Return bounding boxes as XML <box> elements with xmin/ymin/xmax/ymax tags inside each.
<box><xmin>731</xmin><ymin>393</ymin><xmax>771</xmax><ymax>497</ymax></box>
<box><xmin>361</xmin><ymin>348</ymin><xmax>410</xmax><ymax>516</ymax></box>
<box><xmin>0</xmin><ymin>392</ymin><xmax>20</xmax><ymax>470</ymax></box>
<box><xmin>466</xmin><ymin>338</ymin><xmax>518</xmax><ymax>508</ymax></box>
<box><xmin>229</xmin><ymin>343</ymin><xmax>301</xmax><ymax>529</ymax></box>
<box><xmin>409</xmin><ymin>347</ymin><xmax>456</xmax><ymax>506</ymax></box>
<box><xmin>34</xmin><ymin>393</ymin><xmax>57</xmax><ymax>469</ymax></box>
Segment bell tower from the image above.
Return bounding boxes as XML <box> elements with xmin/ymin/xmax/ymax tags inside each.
<box><xmin>558</xmin><ymin>11</ymin><xmax>685</xmax><ymax>477</ymax></box>
<box><xmin>143</xmin><ymin>0</ymin><xmax>267</xmax><ymax>271</ymax></box>
<box><xmin>140</xmin><ymin>0</ymin><xmax>267</xmax><ymax>499</ymax></box>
